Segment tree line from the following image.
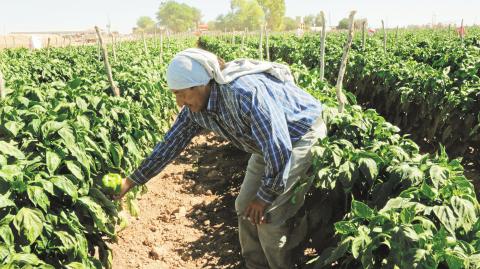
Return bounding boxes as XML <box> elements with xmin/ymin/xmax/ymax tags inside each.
<box><xmin>135</xmin><ymin>0</ymin><xmax>367</xmax><ymax>33</ymax></box>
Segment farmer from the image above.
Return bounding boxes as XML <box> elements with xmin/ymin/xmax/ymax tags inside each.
<box><xmin>114</xmin><ymin>48</ymin><xmax>327</xmax><ymax>268</ymax></box>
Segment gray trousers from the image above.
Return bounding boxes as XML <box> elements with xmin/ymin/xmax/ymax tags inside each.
<box><xmin>235</xmin><ymin>117</ymin><xmax>327</xmax><ymax>269</ymax></box>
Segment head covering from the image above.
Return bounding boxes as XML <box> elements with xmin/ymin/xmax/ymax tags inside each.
<box><xmin>166</xmin><ymin>55</ymin><xmax>212</xmax><ymax>90</ymax></box>
<box><xmin>166</xmin><ymin>48</ymin><xmax>294</xmax><ymax>91</ymax></box>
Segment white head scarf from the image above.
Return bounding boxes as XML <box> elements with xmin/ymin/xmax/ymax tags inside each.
<box><xmin>166</xmin><ymin>48</ymin><xmax>294</xmax><ymax>90</ymax></box>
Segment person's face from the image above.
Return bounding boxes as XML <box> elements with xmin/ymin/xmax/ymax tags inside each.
<box><xmin>171</xmin><ymin>84</ymin><xmax>211</xmax><ymax>112</ymax></box>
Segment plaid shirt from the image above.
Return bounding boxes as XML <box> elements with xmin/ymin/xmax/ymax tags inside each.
<box><xmin>128</xmin><ymin>73</ymin><xmax>322</xmax><ymax>204</ymax></box>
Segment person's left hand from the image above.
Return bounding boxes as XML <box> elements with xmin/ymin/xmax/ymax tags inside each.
<box><xmin>243</xmin><ymin>197</ymin><xmax>270</xmax><ymax>225</ymax></box>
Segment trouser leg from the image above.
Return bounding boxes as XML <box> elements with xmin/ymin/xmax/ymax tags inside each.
<box><xmin>235</xmin><ymin>118</ymin><xmax>327</xmax><ymax>269</ymax></box>
<box><xmin>236</xmin><ymin>154</ymin><xmax>269</xmax><ymax>269</ymax></box>
<box><xmin>236</xmin><ymin>154</ymin><xmax>297</xmax><ymax>269</ymax></box>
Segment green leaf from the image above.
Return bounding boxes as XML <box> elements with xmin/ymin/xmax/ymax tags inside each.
<box><xmin>0</xmin><ymin>223</ymin><xmax>14</xmax><ymax>245</ymax></box>
<box><xmin>109</xmin><ymin>142</ymin><xmax>124</xmax><ymax>168</ymax></box>
<box><xmin>429</xmin><ymin>165</ymin><xmax>449</xmax><ymax>189</ymax></box>
<box><xmin>77</xmin><ymin>196</ymin><xmax>112</xmax><ymax>236</ymax></box>
<box><xmin>0</xmin><ymin>165</ymin><xmax>22</xmax><ymax>181</ymax></box>
<box><xmin>358</xmin><ymin>157</ymin><xmax>378</xmax><ymax>181</ymax></box>
<box><xmin>400</xmin><ymin>206</ymin><xmax>415</xmax><ymax>224</ymax></box>
<box><xmin>0</xmin><ymin>141</ymin><xmax>25</xmax><ymax>159</ymax></box>
<box><xmin>27</xmin><ymin>185</ymin><xmax>50</xmax><ymax>212</ymax></box>
<box><xmin>41</xmin><ymin>121</ymin><xmax>65</xmax><ymax>138</ymax></box>
<box><xmin>65</xmin><ymin>262</ymin><xmax>87</xmax><ymax>269</ymax></box>
<box><xmin>53</xmin><ymin>230</ymin><xmax>77</xmax><ymax>255</ymax></box>
<box><xmin>65</xmin><ymin>161</ymin><xmax>84</xmax><ymax>180</ymax></box>
<box><xmin>351</xmin><ymin>200</ymin><xmax>374</xmax><ymax>219</ymax></box>
<box><xmin>445</xmin><ymin>252</ymin><xmax>466</xmax><ymax>269</ymax></box>
<box><xmin>0</xmin><ymin>194</ymin><xmax>16</xmax><ymax>209</ymax></box>
<box><xmin>450</xmin><ymin>196</ymin><xmax>476</xmax><ymax>232</ymax></box>
<box><xmin>58</xmin><ymin>126</ymin><xmax>76</xmax><ymax>147</ymax></box>
<box><xmin>433</xmin><ymin>205</ymin><xmax>457</xmax><ymax>235</ymax></box>
<box><xmin>51</xmin><ymin>176</ymin><xmax>78</xmax><ymax>201</ymax></box>
<box><xmin>335</xmin><ymin>221</ymin><xmax>357</xmax><ymax>235</ymax></box>
<box><xmin>4</xmin><ymin>121</ymin><xmax>25</xmax><ymax>137</ymax></box>
<box><xmin>46</xmin><ymin>150</ymin><xmax>61</xmax><ymax>175</ymax></box>
<box><xmin>13</xmin><ymin>207</ymin><xmax>45</xmax><ymax>245</ymax></box>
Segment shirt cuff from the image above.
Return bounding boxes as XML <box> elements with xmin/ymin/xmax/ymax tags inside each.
<box><xmin>256</xmin><ymin>185</ymin><xmax>278</xmax><ymax>205</ymax></box>
<box><xmin>127</xmin><ymin>169</ymin><xmax>149</xmax><ymax>185</ymax></box>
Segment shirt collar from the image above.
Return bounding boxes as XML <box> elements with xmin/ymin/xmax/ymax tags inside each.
<box><xmin>206</xmin><ymin>82</ymin><xmax>219</xmax><ymax>113</ymax></box>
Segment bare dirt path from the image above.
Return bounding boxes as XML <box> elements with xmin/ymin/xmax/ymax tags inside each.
<box><xmin>110</xmin><ymin>132</ymin><xmax>250</xmax><ymax>269</ymax></box>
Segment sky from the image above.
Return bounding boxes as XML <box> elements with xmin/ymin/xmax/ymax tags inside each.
<box><xmin>0</xmin><ymin>0</ymin><xmax>478</xmax><ymax>34</ymax></box>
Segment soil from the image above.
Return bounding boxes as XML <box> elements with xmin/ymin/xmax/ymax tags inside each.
<box><xmin>110</xmin><ymin>132</ymin><xmax>250</xmax><ymax>269</ymax></box>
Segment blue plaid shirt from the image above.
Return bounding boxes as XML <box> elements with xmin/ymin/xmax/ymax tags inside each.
<box><xmin>128</xmin><ymin>73</ymin><xmax>322</xmax><ymax>204</ymax></box>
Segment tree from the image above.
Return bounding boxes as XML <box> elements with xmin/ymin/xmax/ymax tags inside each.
<box><xmin>137</xmin><ymin>16</ymin><xmax>155</xmax><ymax>30</ymax></box>
<box><xmin>213</xmin><ymin>0</ymin><xmax>264</xmax><ymax>31</ymax></box>
<box><xmin>303</xmin><ymin>15</ymin><xmax>315</xmax><ymax>29</ymax></box>
<box><xmin>257</xmin><ymin>0</ymin><xmax>285</xmax><ymax>30</ymax></box>
<box><xmin>156</xmin><ymin>1</ymin><xmax>201</xmax><ymax>32</ymax></box>
<box><xmin>338</xmin><ymin>18</ymin><xmax>349</xmax><ymax>29</ymax></box>
<box><xmin>282</xmin><ymin>17</ymin><xmax>297</xmax><ymax>31</ymax></box>
<box><xmin>338</xmin><ymin>17</ymin><xmax>368</xmax><ymax>30</ymax></box>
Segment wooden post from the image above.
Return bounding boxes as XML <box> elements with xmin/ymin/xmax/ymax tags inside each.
<box><xmin>336</xmin><ymin>11</ymin><xmax>356</xmax><ymax>113</ymax></box>
<box><xmin>241</xmin><ymin>27</ymin><xmax>246</xmax><ymax>50</ymax></box>
<box><xmin>0</xmin><ymin>68</ymin><xmax>5</xmax><ymax>100</ymax></box>
<box><xmin>97</xmin><ymin>37</ymin><xmax>102</xmax><ymax>61</ymax></box>
<box><xmin>142</xmin><ymin>31</ymin><xmax>148</xmax><ymax>55</ymax></box>
<box><xmin>154</xmin><ymin>27</ymin><xmax>157</xmax><ymax>49</ymax></box>
<box><xmin>259</xmin><ymin>25</ymin><xmax>263</xmax><ymax>60</ymax></box>
<box><xmin>95</xmin><ymin>26</ymin><xmax>120</xmax><ymax>97</ymax></box>
<box><xmin>362</xmin><ymin>20</ymin><xmax>366</xmax><ymax>51</ymax></box>
<box><xmin>160</xmin><ymin>29</ymin><xmax>164</xmax><ymax>64</ymax></box>
<box><xmin>3</xmin><ymin>36</ymin><xmax>7</xmax><ymax>49</ymax></box>
<box><xmin>47</xmin><ymin>38</ymin><xmax>51</xmax><ymax>57</ymax></box>
<box><xmin>12</xmin><ymin>37</ymin><xmax>15</xmax><ymax>48</ymax></box>
<box><xmin>111</xmin><ymin>33</ymin><xmax>117</xmax><ymax>62</ymax></box>
<box><xmin>382</xmin><ymin>20</ymin><xmax>387</xmax><ymax>54</ymax></box>
<box><xmin>265</xmin><ymin>24</ymin><xmax>270</xmax><ymax>61</ymax></box>
<box><xmin>460</xmin><ymin>19</ymin><xmax>464</xmax><ymax>44</ymax></box>
<box><xmin>319</xmin><ymin>11</ymin><xmax>327</xmax><ymax>81</ymax></box>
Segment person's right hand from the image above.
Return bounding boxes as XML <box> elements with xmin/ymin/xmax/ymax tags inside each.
<box><xmin>113</xmin><ymin>177</ymin><xmax>136</xmax><ymax>200</ymax></box>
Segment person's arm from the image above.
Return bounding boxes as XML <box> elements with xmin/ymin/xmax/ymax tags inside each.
<box><xmin>127</xmin><ymin>107</ymin><xmax>202</xmax><ymax>185</ymax></box>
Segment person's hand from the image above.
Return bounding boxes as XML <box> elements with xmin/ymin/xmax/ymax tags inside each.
<box><xmin>112</xmin><ymin>177</ymin><xmax>136</xmax><ymax>200</ymax></box>
<box><xmin>243</xmin><ymin>197</ymin><xmax>270</xmax><ymax>225</ymax></box>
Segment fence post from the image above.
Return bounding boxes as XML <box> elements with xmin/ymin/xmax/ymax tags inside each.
<box><xmin>362</xmin><ymin>20</ymin><xmax>366</xmax><ymax>51</ymax></box>
<box><xmin>336</xmin><ymin>11</ymin><xmax>356</xmax><ymax>113</ymax></box>
<box><xmin>319</xmin><ymin>11</ymin><xmax>327</xmax><ymax>81</ymax></box>
<box><xmin>142</xmin><ymin>31</ymin><xmax>148</xmax><ymax>55</ymax></box>
<box><xmin>95</xmin><ymin>26</ymin><xmax>120</xmax><ymax>96</ymax></box>
<box><xmin>265</xmin><ymin>24</ymin><xmax>270</xmax><ymax>61</ymax></box>
<box><xmin>382</xmin><ymin>20</ymin><xmax>387</xmax><ymax>54</ymax></box>
<box><xmin>258</xmin><ymin>25</ymin><xmax>263</xmax><ymax>60</ymax></box>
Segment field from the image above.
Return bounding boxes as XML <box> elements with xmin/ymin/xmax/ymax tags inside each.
<box><xmin>0</xmin><ymin>27</ymin><xmax>480</xmax><ymax>268</ymax></box>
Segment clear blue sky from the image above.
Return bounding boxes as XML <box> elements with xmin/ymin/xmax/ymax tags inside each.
<box><xmin>0</xmin><ymin>0</ymin><xmax>478</xmax><ymax>34</ymax></box>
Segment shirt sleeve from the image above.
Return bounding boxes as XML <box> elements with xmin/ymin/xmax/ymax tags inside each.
<box><xmin>127</xmin><ymin>107</ymin><xmax>202</xmax><ymax>185</ymax></box>
<box><xmin>248</xmin><ymin>81</ymin><xmax>292</xmax><ymax>204</ymax></box>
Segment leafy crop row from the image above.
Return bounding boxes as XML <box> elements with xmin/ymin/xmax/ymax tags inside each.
<box><xmin>0</xmin><ymin>39</ymin><xmax>194</xmax><ymax>268</ymax></box>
